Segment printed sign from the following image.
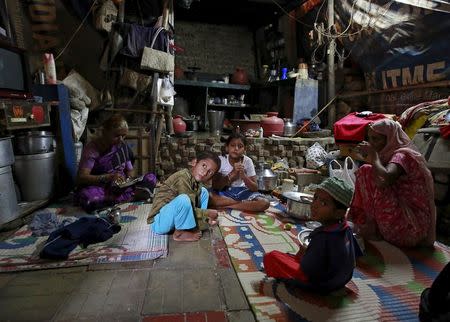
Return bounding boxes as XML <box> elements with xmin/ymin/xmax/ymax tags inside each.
<box><xmin>335</xmin><ymin>0</ymin><xmax>450</xmax><ymax>91</ymax></box>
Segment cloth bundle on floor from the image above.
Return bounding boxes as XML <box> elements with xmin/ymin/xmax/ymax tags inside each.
<box><xmin>40</xmin><ymin>217</ymin><xmax>121</xmax><ymax>260</ymax></box>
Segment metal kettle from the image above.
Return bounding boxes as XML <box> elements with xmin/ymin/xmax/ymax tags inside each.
<box><xmin>255</xmin><ymin>162</ymin><xmax>278</xmax><ymax>192</ymax></box>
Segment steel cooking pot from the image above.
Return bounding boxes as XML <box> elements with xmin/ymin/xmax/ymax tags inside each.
<box><xmin>256</xmin><ymin>162</ymin><xmax>278</xmax><ymax>191</ymax></box>
<box><xmin>183</xmin><ymin>116</ymin><xmax>199</xmax><ymax>132</ymax></box>
<box><xmin>283</xmin><ymin>118</ymin><xmax>297</xmax><ymax>137</ymax></box>
<box><xmin>14</xmin><ymin>131</ymin><xmax>54</xmax><ymax>155</ymax></box>
<box><xmin>283</xmin><ymin>191</ymin><xmax>314</xmax><ymax>220</ymax></box>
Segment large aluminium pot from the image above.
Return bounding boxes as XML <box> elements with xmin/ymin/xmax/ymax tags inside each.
<box><xmin>0</xmin><ymin>136</ymin><xmax>15</xmax><ymax>167</ymax></box>
<box><xmin>256</xmin><ymin>162</ymin><xmax>278</xmax><ymax>192</ymax></box>
<box><xmin>0</xmin><ymin>165</ymin><xmax>19</xmax><ymax>225</ymax></box>
<box><xmin>14</xmin><ymin>131</ymin><xmax>54</xmax><ymax>155</ymax></box>
<box><xmin>282</xmin><ymin>191</ymin><xmax>314</xmax><ymax>220</ymax></box>
<box><xmin>14</xmin><ymin>151</ymin><xmax>56</xmax><ymax>201</ymax></box>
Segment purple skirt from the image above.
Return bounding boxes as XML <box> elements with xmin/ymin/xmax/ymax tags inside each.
<box><xmin>76</xmin><ymin>173</ymin><xmax>157</xmax><ymax>213</ymax></box>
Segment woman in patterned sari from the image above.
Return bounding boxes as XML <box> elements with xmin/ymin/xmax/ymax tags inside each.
<box><xmin>75</xmin><ymin>114</ymin><xmax>156</xmax><ymax>212</ymax></box>
<box><xmin>348</xmin><ymin>119</ymin><xmax>436</xmax><ymax>247</ymax></box>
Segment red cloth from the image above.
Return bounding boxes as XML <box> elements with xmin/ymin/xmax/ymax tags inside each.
<box><xmin>440</xmin><ymin>124</ymin><xmax>450</xmax><ymax>139</ymax></box>
<box><xmin>334</xmin><ymin>112</ymin><xmax>386</xmax><ymax>142</ymax></box>
<box><xmin>263</xmin><ymin>250</ymin><xmax>308</xmax><ymax>282</ymax></box>
<box><xmin>349</xmin><ymin>156</ymin><xmax>434</xmax><ymax>247</ymax></box>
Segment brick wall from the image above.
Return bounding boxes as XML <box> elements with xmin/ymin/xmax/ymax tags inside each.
<box><xmin>157</xmin><ymin>135</ymin><xmax>335</xmax><ymax>183</ymax></box>
<box><xmin>175</xmin><ymin>21</ymin><xmax>256</xmax><ymax>80</ymax></box>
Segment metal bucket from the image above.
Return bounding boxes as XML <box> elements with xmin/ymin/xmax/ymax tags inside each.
<box><xmin>14</xmin><ymin>151</ymin><xmax>56</xmax><ymax>201</ymax></box>
<box><xmin>0</xmin><ymin>136</ymin><xmax>14</xmax><ymax>167</ymax></box>
<box><xmin>0</xmin><ymin>166</ymin><xmax>19</xmax><ymax>225</ymax></box>
<box><xmin>207</xmin><ymin>110</ymin><xmax>225</xmax><ymax>134</ymax></box>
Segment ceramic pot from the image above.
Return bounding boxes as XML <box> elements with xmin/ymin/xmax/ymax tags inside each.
<box><xmin>231</xmin><ymin>67</ymin><xmax>249</xmax><ymax>85</ymax></box>
<box><xmin>261</xmin><ymin>112</ymin><xmax>284</xmax><ymax>137</ymax></box>
<box><xmin>174</xmin><ymin>66</ymin><xmax>184</xmax><ymax>79</ymax></box>
<box><xmin>172</xmin><ymin>115</ymin><xmax>186</xmax><ymax>134</ymax></box>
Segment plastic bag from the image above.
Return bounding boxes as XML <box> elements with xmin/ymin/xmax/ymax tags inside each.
<box><xmin>305</xmin><ymin>142</ymin><xmax>328</xmax><ymax>169</ymax></box>
<box><xmin>329</xmin><ymin>156</ymin><xmax>357</xmax><ymax>188</ymax></box>
<box><xmin>158</xmin><ymin>76</ymin><xmax>175</xmax><ymax>105</ymax></box>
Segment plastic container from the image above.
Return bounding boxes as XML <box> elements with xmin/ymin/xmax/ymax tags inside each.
<box><xmin>43</xmin><ymin>53</ymin><xmax>57</xmax><ymax>85</ymax></box>
<box><xmin>293</xmin><ymin>78</ymin><xmax>319</xmax><ymax>125</ymax></box>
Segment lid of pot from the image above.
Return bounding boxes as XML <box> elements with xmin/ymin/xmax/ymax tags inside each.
<box><xmin>16</xmin><ymin>130</ymin><xmax>54</xmax><ymax>137</ymax></box>
<box><xmin>282</xmin><ymin>191</ymin><xmax>313</xmax><ymax>203</ymax></box>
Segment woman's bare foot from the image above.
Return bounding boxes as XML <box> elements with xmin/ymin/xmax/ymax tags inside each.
<box><xmin>173</xmin><ymin>229</ymin><xmax>202</xmax><ymax>242</ymax></box>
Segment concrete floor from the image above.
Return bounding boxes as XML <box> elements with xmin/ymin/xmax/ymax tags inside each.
<box><xmin>0</xmin><ymin>226</ymin><xmax>256</xmax><ymax>322</ymax></box>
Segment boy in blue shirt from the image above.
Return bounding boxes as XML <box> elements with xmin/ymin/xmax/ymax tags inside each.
<box><xmin>263</xmin><ymin>177</ymin><xmax>359</xmax><ymax>294</ymax></box>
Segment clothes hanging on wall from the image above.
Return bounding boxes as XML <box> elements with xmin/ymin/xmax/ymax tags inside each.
<box><xmin>119</xmin><ymin>23</ymin><xmax>170</xmax><ymax>59</ymax></box>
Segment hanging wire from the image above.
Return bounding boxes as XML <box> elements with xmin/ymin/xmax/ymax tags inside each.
<box><xmin>55</xmin><ymin>0</ymin><xmax>99</xmax><ymax>60</ymax></box>
<box><xmin>269</xmin><ymin>0</ymin><xmax>313</xmax><ymax>27</ymax></box>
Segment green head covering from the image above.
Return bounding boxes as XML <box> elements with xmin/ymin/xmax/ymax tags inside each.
<box><xmin>316</xmin><ymin>177</ymin><xmax>354</xmax><ymax>207</ymax></box>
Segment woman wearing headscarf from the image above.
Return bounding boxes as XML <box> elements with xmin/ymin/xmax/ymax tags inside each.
<box><xmin>348</xmin><ymin>119</ymin><xmax>436</xmax><ymax>247</ymax></box>
<box><xmin>75</xmin><ymin>114</ymin><xmax>156</xmax><ymax>212</ymax></box>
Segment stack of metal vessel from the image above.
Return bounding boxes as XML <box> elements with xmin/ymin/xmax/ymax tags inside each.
<box><xmin>13</xmin><ymin>131</ymin><xmax>56</xmax><ymax>202</ymax></box>
<box><xmin>0</xmin><ymin>136</ymin><xmax>19</xmax><ymax>225</ymax></box>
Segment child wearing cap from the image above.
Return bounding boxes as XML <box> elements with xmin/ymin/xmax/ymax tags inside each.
<box><xmin>263</xmin><ymin>177</ymin><xmax>359</xmax><ymax>294</ymax></box>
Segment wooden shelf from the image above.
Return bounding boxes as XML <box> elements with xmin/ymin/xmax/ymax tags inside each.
<box><xmin>175</xmin><ymin>80</ymin><xmax>250</xmax><ymax>90</ymax></box>
<box><xmin>207</xmin><ymin>103</ymin><xmax>251</xmax><ymax>108</ymax></box>
<box><xmin>252</xmin><ymin>78</ymin><xmax>296</xmax><ymax>88</ymax></box>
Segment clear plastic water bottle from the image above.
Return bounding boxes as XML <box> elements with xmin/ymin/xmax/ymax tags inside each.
<box><xmin>259</xmin><ymin>126</ymin><xmax>264</xmax><ymax>138</ymax></box>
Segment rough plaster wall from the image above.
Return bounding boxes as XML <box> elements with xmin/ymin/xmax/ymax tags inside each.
<box><xmin>175</xmin><ymin>21</ymin><xmax>256</xmax><ymax>80</ymax></box>
<box><xmin>9</xmin><ymin>1</ymin><xmax>106</xmax><ymax>90</ymax></box>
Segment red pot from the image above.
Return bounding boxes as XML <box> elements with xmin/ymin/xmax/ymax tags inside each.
<box><xmin>231</xmin><ymin>67</ymin><xmax>249</xmax><ymax>85</ymax></box>
<box><xmin>174</xmin><ymin>66</ymin><xmax>184</xmax><ymax>79</ymax></box>
<box><xmin>261</xmin><ymin>112</ymin><xmax>284</xmax><ymax>137</ymax></box>
<box><xmin>172</xmin><ymin>115</ymin><xmax>186</xmax><ymax>134</ymax></box>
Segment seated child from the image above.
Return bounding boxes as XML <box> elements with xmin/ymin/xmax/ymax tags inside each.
<box><xmin>147</xmin><ymin>151</ymin><xmax>221</xmax><ymax>242</ymax></box>
<box><xmin>263</xmin><ymin>177</ymin><xmax>358</xmax><ymax>294</ymax></box>
<box><xmin>209</xmin><ymin>133</ymin><xmax>269</xmax><ymax>212</ymax></box>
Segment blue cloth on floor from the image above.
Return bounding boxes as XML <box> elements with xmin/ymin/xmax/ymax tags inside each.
<box><xmin>40</xmin><ymin>216</ymin><xmax>121</xmax><ymax>260</ymax></box>
<box><xmin>217</xmin><ymin>186</ymin><xmax>264</xmax><ymax>201</ymax></box>
<box><xmin>29</xmin><ymin>211</ymin><xmax>78</xmax><ymax>236</ymax></box>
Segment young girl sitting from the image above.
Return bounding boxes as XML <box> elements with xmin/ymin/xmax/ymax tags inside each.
<box><xmin>263</xmin><ymin>177</ymin><xmax>359</xmax><ymax>294</ymax></box>
<box><xmin>209</xmin><ymin>133</ymin><xmax>270</xmax><ymax>212</ymax></box>
<box><xmin>147</xmin><ymin>151</ymin><xmax>221</xmax><ymax>242</ymax></box>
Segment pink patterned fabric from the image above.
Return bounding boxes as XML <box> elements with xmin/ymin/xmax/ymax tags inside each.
<box><xmin>369</xmin><ymin>119</ymin><xmax>421</xmax><ymax>164</ymax></box>
<box><xmin>349</xmin><ymin>119</ymin><xmax>436</xmax><ymax>247</ymax></box>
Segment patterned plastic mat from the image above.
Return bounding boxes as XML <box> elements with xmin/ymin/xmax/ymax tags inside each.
<box><xmin>0</xmin><ymin>202</ymin><xmax>167</xmax><ymax>272</ymax></box>
<box><xmin>219</xmin><ymin>208</ymin><xmax>450</xmax><ymax>321</ymax></box>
